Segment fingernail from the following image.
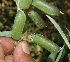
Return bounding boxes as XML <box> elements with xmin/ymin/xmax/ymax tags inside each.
<box><xmin>21</xmin><ymin>42</ymin><xmax>30</xmax><ymax>54</ymax></box>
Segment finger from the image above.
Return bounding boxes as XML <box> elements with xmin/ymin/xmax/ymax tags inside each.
<box><xmin>14</xmin><ymin>41</ymin><xmax>35</xmax><ymax>62</ymax></box>
<box><xmin>0</xmin><ymin>44</ymin><xmax>6</xmax><ymax>62</ymax></box>
<box><xmin>0</xmin><ymin>37</ymin><xmax>14</xmax><ymax>54</ymax></box>
<box><xmin>5</xmin><ymin>55</ymin><xmax>13</xmax><ymax>62</ymax></box>
<box><xmin>0</xmin><ymin>59</ymin><xmax>6</xmax><ymax>62</ymax></box>
<box><xmin>0</xmin><ymin>44</ymin><xmax>4</xmax><ymax>59</ymax></box>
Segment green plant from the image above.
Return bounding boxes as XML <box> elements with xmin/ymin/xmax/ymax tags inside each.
<box><xmin>0</xmin><ymin>0</ymin><xmax>70</xmax><ymax>62</ymax></box>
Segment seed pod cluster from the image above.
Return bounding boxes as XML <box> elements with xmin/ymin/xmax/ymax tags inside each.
<box><xmin>12</xmin><ymin>10</ymin><xmax>26</xmax><ymax>40</ymax></box>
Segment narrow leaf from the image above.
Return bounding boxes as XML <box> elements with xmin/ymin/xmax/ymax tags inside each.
<box><xmin>55</xmin><ymin>45</ymin><xmax>64</xmax><ymax>62</ymax></box>
<box><xmin>46</xmin><ymin>15</ymin><xmax>70</xmax><ymax>49</ymax></box>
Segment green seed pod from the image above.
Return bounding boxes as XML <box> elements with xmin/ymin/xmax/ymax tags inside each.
<box><xmin>16</xmin><ymin>0</ymin><xmax>32</xmax><ymax>9</ymax></box>
<box><xmin>12</xmin><ymin>10</ymin><xmax>26</xmax><ymax>40</ymax></box>
<box><xmin>0</xmin><ymin>31</ymin><xmax>11</xmax><ymax>37</ymax></box>
<box><xmin>32</xmin><ymin>0</ymin><xmax>60</xmax><ymax>16</ymax></box>
<box><xmin>28</xmin><ymin>10</ymin><xmax>46</xmax><ymax>29</ymax></box>
<box><xmin>31</xmin><ymin>34</ymin><xmax>60</xmax><ymax>53</ymax></box>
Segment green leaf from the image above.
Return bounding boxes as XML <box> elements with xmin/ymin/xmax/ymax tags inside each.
<box><xmin>55</xmin><ymin>45</ymin><xmax>64</xmax><ymax>62</ymax></box>
<box><xmin>46</xmin><ymin>15</ymin><xmax>70</xmax><ymax>49</ymax></box>
<box><xmin>47</xmin><ymin>53</ymin><xmax>57</xmax><ymax>62</ymax></box>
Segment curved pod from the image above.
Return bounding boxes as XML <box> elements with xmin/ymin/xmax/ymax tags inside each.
<box><xmin>33</xmin><ymin>0</ymin><xmax>60</xmax><ymax>16</ymax></box>
<box><xmin>28</xmin><ymin>10</ymin><xmax>46</xmax><ymax>29</ymax></box>
<box><xmin>31</xmin><ymin>34</ymin><xmax>60</xmax><ymax>53</ymax></box>
<box><xmin>12</xmin><ymin>10</ymin><xmax>26</xmax><ymax>40</ymax></box>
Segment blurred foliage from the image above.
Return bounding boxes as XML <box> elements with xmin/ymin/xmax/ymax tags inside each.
<box><xmin>0</xmin><ymin>0</ymin><xmax>70</xmax><ymax>62</ymax></box>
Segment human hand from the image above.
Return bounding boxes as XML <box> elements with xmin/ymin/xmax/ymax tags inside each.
<box><xmin>0</xmin><ymin>36</ymin><xmax>35</xmax><ymax>62</ymax></box>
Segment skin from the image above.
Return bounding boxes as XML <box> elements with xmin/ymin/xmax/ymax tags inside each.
<box><xmin>0</xmin><ymin>36</ymin><xmax>35</xmax><ymax>62</ymax></box>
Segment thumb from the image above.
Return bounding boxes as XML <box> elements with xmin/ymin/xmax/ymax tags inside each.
<box><xmin>13</xmin><ymin>41</ymin><xmax>35</xmax><ymax>62</ymax></box>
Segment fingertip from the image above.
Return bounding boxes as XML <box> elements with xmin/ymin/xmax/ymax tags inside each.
<box><xmin>21</xmin><ymin>41</ymin><xmax>30</xmax><ymax>54</ymax></box>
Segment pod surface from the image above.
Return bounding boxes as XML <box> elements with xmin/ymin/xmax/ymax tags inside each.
<box><xmin>28</xmin><ymin>10</ymin><xmax>46</xmax><ymax>29</ymax></box>
<box><xmin>32</xmin><ymin>34</ymin><xmax>60</xmax><ymax>53</ymax></box>
<box><xmin>12</xmin><ymin>10</ymin><xmax>26</xmax><ymax>40</ymax></box>
<box><xmin>0</xmin><ymin>31</ymin><xmax>11</xmax><ymax>37</ymax></box>
<box><xmin>16</xmin><ymin>0</ymin><xmax>32</xmax><ymax>9</ymax></box>
<box><xmin>33</xmin><ymin>0</ymin><xmax>60</xmax><ymax>16</ymax></box>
